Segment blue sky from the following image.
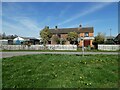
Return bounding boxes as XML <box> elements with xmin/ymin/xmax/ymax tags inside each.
<box><xmin>2</xmin><ymin>2</ymin><xmax>118</xmax><ymax>38</ymax></box>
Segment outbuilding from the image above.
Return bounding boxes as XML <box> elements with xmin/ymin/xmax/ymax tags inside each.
<box><xmin>13</xmin><ymin>36</ymin><xmax>25</xmax><ymax>45</ymax></box>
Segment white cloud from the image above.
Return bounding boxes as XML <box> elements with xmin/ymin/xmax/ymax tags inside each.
<box><xmin>64</xmin><ymin>18</ymin><xmax>115</xmax><ymax>28</ymax></box>
<box><xmin>18</xmin><ymin>18</ymin><xmax>40</xmax><ymax>31</ymax></box>
<box><xmin>58</xmin><ymin>5</ymin><xmax>71</xmax><ymax>18</ymax></box>
<box><xmin>2</xmin><ymin>21</ymin><xmax>27</xmax><ymax>35</ymax></box>
<box><xmin>39</xmin><ymin>16</ymin><xmax>52</xmax><ymax>26</ymax></box>
<box><xmin>58</xmin><ymin>2</ymin><xmax>112</xmax><ymax>26</ymax></box>
<box><xmin>2</xmin><ymin>17</ymin><xmax>42</xmax><ymax>37</ymax></box>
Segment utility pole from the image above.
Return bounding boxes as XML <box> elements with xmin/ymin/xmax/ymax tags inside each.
<box><xmin>110</xmin><ymin>28</ymin><xmax>112</xmax><ymax>38</ymax></box>
<box><xmin>82</xmin><ymin>36</ymin><xmax>84</xmax><ymax>57</ymax></box>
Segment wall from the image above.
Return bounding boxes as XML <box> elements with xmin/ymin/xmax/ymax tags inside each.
<box><xmin>79</xmin><ymin>33</ymin><xmax>84</xmax><ymax>37</ymax></box>
<box><xmin>98</xmin><ymin>44</ymin><xmax>120</xmax><ymax>51</ymax></box>
<box><xmin>79</xmin><ymin>40</ymin><xmax>83</xmax><ymax>47</ymax></box>
<box><xmin>78</xmin><ymin>40</ymin><xmax>93</xmax><ymax>47</ymax></box>
<box><xmin>89</xmin><ymin>33</ymin><xmax>93</xmax><ymax>37</ymax></box>
<box><xmin>51</xmin><ymin>32</ymin><xmax>94</xmax><ymax>47</ymax></box>
<box><xmin>90</xmin><ymin>40</ymin><xmax>93</xmax><ymax>47</ymax></box>
<box><xmin>1</xmin><ymin>45</ymin><xmax>77</xmax><ymax>50</ymax></box>
<box><xmin>51</xmin><ymin>35</ymin><xmax>57</xmax><ymax>44</ymax></box>
<box><xmin>61</xmin><ymin>34</ymin><xmax>68</xmax><ymax>39</ymax></box>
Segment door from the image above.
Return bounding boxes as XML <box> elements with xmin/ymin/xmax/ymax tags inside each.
<box><xmin>84</xmin><ymin>40</ymin><xmax>90</xmax><ymax>47</ymax></box>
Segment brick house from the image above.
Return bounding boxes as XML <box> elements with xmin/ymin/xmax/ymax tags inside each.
<box><xmin>49</xmin><ymin>25</ymin><xmax>94</xmax><ymax>47</ymax></box>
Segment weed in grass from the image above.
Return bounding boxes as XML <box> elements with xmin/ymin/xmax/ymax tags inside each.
<box><xmin>2</xmin><ymin>54</ymin><xmax>118</xmax><ymax>88</ymax></box>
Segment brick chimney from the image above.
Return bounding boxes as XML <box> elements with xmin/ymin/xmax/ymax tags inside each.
<box><xmin>78</xmin><ymin>24</ymin><xmax>82</xmax><ymax>30</ymax></box>
<box><xmin>55</xmin><ymin>26</ymin><xmax>58</xmax><ymax>30</ymax></box>
<box><xmin>79</xmin><ymin>24</ymin><xmax>82</xmax><ymax>27</ymax></box>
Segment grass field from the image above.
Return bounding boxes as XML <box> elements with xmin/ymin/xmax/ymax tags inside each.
<box><xmin>2</xmin><ymin>54</ymin><xmax>118</xmax><ymax>88</ymax></box>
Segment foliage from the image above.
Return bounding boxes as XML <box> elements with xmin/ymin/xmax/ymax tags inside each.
<box><xmin>2</xmin><ymin>32</ymin><xmax>6</xmax><ymax>39</ymax></box>
<box><xmin>93</xmin><ymin>32</ymin><xmax>105</xmax><ymax>44</ymax></box>
<box><xmin>3</xmin><ymin>54</ymin><xmax>118</xmax><ymax>88</ymax></box>
<box><xmin>93</xmin><ymin>32</ymin><xmax>105</xmax><ymax>49</ymax></box>
<box><xmin>67</xmin><ymin>32</ymin><xmax>78</xmax><ymax>45</ymax></box>
<box><xmin>60</xmin><ymin>38</ymin><xmax>66</xmax><ymax>45</ymax></box>
<box><xmin>40</xmin><ymin>26</ymin><xmax>52</xmax><ymax>46</ymax></box>
<box><xmin>1</xmin><ymin>32</ymin><xmax>18</xmax><ymax>39</ymax></box>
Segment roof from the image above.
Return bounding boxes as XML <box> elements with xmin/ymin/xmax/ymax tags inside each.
<box><xmin>105</xmin><ymin>36</ymin><xmax>115</xmax><ymax>39</ymax></box>
<box><xmin>49</xmin><ymin>27</ymin><xmax>94</xmax><ymax>34</ymax></box>
<box><xmin>13</xmin><ymin>37</ymin><xmax>24</xmax><ymax>41</ymax></box>
<box><xmin>13</xmin><ymin>36</ymin><xmax>39</xmax><ymax>41</ymax></box>
<box><xmin>114</xmin><ymin>33</ymin><xmax>120</xmax><ymax>41</ymax></box>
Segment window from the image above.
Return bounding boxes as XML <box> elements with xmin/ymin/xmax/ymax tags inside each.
<box><xmin>85</xmin><ymin>32</ymin><xmax>89</xmax><ymax>37</ymax></box>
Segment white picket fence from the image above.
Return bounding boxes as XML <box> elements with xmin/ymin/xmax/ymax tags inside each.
<box><xmin>98</xmin><ymin>44</ymin><xmax>120</xmax><ymax>51</ymax></box>
<box><xmin>1</xmin><ymin>45</ymin><xmax>77</xmax><ymax>50</ymax></box>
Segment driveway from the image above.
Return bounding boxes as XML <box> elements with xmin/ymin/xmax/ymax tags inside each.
<box><xmin>0</xmin><ymin>51</ymin><xmax>118</xmax><ymax>58</ymax></box>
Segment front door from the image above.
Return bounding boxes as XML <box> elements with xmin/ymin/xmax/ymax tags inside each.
<box><xmin>84</xmin><ymin>40</ymin><xmax>90</xmax><ymax>47</ymax></box>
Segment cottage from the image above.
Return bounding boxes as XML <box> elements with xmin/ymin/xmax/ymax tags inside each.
<box><xmin>49</xmin><ymin>25</ymin><xmax>94</xmax><ymax>47</ymax></box>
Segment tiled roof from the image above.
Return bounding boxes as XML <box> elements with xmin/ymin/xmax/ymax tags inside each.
<box><xmin>49</xmin><ymin>27</ymin><xmax>94</xmax><ymax>34</ymax></box>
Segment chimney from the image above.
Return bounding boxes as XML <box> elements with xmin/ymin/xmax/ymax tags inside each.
<box><xmin>55</xmin><ymin>26</ymin><xmax>58</xmax><ymax>30</ymax></box>
<box><xmin>47</xmin><ymin>26</ymin><xmax>49</xmax><ymax>29</ymax></box>
<box><xmin>79</xmin><ymin>24</ymin><xmax>82</xmax><ymax>27</ymax></box>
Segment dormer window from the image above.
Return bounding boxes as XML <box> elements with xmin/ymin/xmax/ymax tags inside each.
<box><xmin>85</xmin><ymin>32</ymin><xmax>89</xmax><ymax>37</ymax></box>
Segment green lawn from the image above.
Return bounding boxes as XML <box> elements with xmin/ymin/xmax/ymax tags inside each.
<box><xmin>2</xmin><ymin>54</ymin><xmax>118</xmax><ymax>88</ymax></box>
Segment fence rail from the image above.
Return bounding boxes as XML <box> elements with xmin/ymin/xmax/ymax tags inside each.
<box><xmin>0</xmin><ymin>45</ymin><xmax>77</xmax><ymax>50</ymax></box>
<box><xmin>98</xmin><ymin>44</ymin><xmax>120</xmax><ymax>51</ymax></box>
